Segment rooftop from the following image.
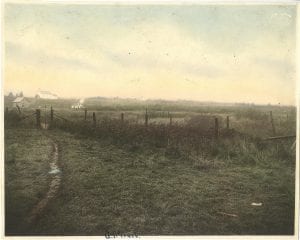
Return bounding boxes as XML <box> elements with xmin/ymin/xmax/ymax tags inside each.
<box><xmin>12</xmin><ymin>97</ymin><xmax>24</xmax><ymax>103</ymax></box>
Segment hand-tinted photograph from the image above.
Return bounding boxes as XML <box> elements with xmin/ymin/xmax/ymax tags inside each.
<box><xmin>3</xmin><ymin>2</ymin><xmax>297</xmax><ymax>237</ymax></box>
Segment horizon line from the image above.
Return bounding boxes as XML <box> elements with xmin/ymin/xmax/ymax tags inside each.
<box><xmin>4</xmin><ymin>93</ymin><xmax>296</xmax><ymax>107</ymax></box>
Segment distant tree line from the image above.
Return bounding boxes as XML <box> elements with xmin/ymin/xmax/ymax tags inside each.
<box><xmin>7</xmin><ymin>91</ymin><xmax>23</xmax><ymax>98</ymax></box>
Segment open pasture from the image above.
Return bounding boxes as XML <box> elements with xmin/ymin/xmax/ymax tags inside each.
<box><xmin>4</xmin><ymin>97</ymin><xmax>297</xmax><ymax>235</ymax></box>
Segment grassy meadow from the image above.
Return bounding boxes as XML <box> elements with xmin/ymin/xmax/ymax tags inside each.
<box><xmin>4</xmin><ymin>97</ymin><xmax>296</xmax><ymax>235</ymax></box>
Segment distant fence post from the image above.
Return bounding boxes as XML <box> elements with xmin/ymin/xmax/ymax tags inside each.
<box><xmin>214</xmin><ymin>118</ymin><xmax>219</xmax><ymax>139</ymax></box>
<box><xmin>121</xmin><ymin>112</ymin><xmax>124</xmax><ymax>122</ymax></box>
<box><xmin>93</xmin><ymin>112</ymin><xmax>96</xmax><ymax>127</ymax></box>
<box><xmin>50</xmin><ymin>106</ymin><xmax>54</xmax><ymax>124</ymax></box>
<box><xmin>85</xmin><ymin>108</ymin><xmax>87</xmax><ymax>120</ymax></box>
<box><xmin>36</xmin><ymin>109</ymin><xmax>41</xmax><ymax>128</ymax></box>
<box><xmin>145</xmin><ymin>108</ymin><xmax>148</xmax><ymax>126</ymax></box>
<box><xmin>169</xmin><ymin>112</ymin><xmax>172</xmax><ymax>126</ymax></box>
<box><xmin>44</xmin><ymin>105</ymin><xmax>47</xmax><ymax>127</ymax></box>
<box><xmin>270</xmin><ymin>111</ymin><xmax>276</xmax><ymax>135</ymax></box>
<box><xmin>226</xmin><ymin>116</ymin><xmax>229</xmax><ymax>129</ymax></box>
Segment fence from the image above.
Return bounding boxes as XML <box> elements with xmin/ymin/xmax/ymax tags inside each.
<box><xmin>5</xmin><ymin>107</ymin><xmax>237</xmax><ymax>152</ymax></box>
<box><xmin>4</xmin><ymin>106</ymin><xmax>296</xmax><ymax>158</ymax></box>
<box><xmin>5</xmin><ymin>107</ymin><xmax>294</xmax><ymax>143</ymax></box>
<box><xmin>35</xmin><ymin>107</ymin><xmax>231</xmax><ymax>138</ymax></box>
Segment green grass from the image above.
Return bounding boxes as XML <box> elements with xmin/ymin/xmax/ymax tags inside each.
<box><xmin>5</xmin><ymin>128</ymin><xmax>53</xmax><ymax>234</ymax></box>
<box><xmin>5</xmin><ymin>127</ymin><xmax>295</xmax><ymax>235</ymax></box>
<box><xmin>4</xmin><ymin>100</ymin><xmax>296</xmax><ymax>235</ymax></box>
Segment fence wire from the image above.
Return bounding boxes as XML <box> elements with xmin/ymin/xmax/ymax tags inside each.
<box><xmin>18</xmin><ymin>112</ymin><xmax>37</xmax><ymax>121</ymax></box>
<box><xmin>53</xmin><ymin>113</ymin><xmax>74</xmax><ymax>123</ymax></box>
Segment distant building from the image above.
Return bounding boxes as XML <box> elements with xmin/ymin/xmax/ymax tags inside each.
<box><xmin>12</xmin><ymin>97</ymin><xmax>30</xmax><ymax>108</ymax></box>
<box><xmin>35</xmin><ymin>91</ymin><xmax>58</xmax><ymax>99</ymax></box>
<box><xmin>71</xmin><ymin>98</ymin><xmax>85</xmax><ymax>109</ymax></box>
<box><xmin>71</xmin><ymin>103</ymin><xmax>84</xmax><ymax>109</ymax></box>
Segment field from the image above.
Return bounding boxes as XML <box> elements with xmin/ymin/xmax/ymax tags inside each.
<box><xmin>4</xmin><ymin>97</ymin><xmax>296</xmax><ymax>235</ymax></box>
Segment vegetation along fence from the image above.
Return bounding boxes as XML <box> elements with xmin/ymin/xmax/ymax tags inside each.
<box><xmin>4</xmin><ymin>106</ymin><xmax>296</xmax><ymax>162</ymax></box>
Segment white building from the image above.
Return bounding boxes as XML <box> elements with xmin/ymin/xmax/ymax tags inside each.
<box><xmin>35</xmin><ymin>91</ymin><xmax>58</xmax><ymax>99</ymax></box>
<box><xmin>71</xmin><ymin>103</ymin><xmax>84</xmax><ymax>109</ymax></box>
<box><xmin>71</xmin><ymin>98</ymin><xmax>85</xmax><ymax>109</ymax></box>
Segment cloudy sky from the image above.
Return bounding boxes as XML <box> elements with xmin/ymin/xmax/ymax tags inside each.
<box><xmin>4</xmin><ymin>3</ymin><xmax>297</xmax><ymax>105</ymax></box>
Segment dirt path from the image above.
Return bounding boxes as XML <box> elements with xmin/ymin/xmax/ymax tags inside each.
<box><xmin>27</xmin><ymin>138</ymin><xmax>61</xmax><ymax>224</ymax></box>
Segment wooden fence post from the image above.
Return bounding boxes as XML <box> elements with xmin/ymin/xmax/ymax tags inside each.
<box><xmin>85</xmin><ymin>108</ymin><xmax>87</xmax><ymax>120</ymax></box>
<box><xmin>145</xmin><ymin>108</ymin><xmax>148</xmax><ymax>126</ymax></box>
<box><xmin>44</xmin><ymin>105</ymin><xmax>47</xmax><ymax>127</ymax></box>
<box><xmin>93</xmin><ymin>112</ymin><xmax>96</xmax><ymax>127</ymax></box>
<box><xmin>226</xmin><ymin>116</ymin><xmax>229</xmax><ymax>129</ymax></box>
<box><xmin>169</xmin><ymin>112</ymin><xmax>172</xmax><ymax>126</ymax></box>
<box><xmin>36</xmin><ymin>109</ymin><xmax>41</xmax><ymax>128</ymax></box>
<box><xmin>214</xmin><ymin>117</ymin><xmax>219</xmax><ymax>139</ymax></box>
<box><xmin>17</xmin><ymin>105</ymin><xmax>21</xmax><ymax>114</ymax></box>
<box><xmin>121</xmin><ymin>112</ymin><xmax>124</xmax><ymax>122</ymax></box>
<box><xmin>50</xmin><ymin>106</ymin><xmax>54</xmax><ymax>123</ymax></box>
<box><xmin>270</xmin><ymin>111</ymin><xmax>276</xmax><ymax>135</ymax></box>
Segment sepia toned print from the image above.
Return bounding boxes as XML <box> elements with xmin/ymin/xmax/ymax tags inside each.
<box><xmin>3</xmin><ymin>2</ymin><xmax>297</xmax><ymax>236</ymax></box>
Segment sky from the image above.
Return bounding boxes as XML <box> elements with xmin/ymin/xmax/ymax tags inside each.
<box><xmin>4</xmin><ymin>3</ymin><xmax>297</xmax><ymax>105</ymax></box>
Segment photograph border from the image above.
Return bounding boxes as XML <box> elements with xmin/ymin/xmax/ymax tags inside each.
<box><xmin>0</xmin><ymin>1</ymin><xmax>299</xmax><ymax>239</ymax></box>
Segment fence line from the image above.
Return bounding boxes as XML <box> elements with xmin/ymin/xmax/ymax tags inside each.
<box><xmin>6</xmin><ymin>106</ymin><xmax>231</xmax><ymax>138</ymax></box>
<box><xmin>5</xmin><ymin>107</ymin><xmax>258</xmax><ymax>141</ymax></box>
<box><xmin>53</xmin><ymin>113</ymin><xmax>74</xmax><ymax>123</ymax></box>
<box><xmin>4</xmin><ymin>107</ymin><xmax>297</xmax><ymax>153</ymax></box>
<box><xmin>19</xmin><ymin>111</ymin><xmax>37</xmax><ymax>121</ymax></box>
